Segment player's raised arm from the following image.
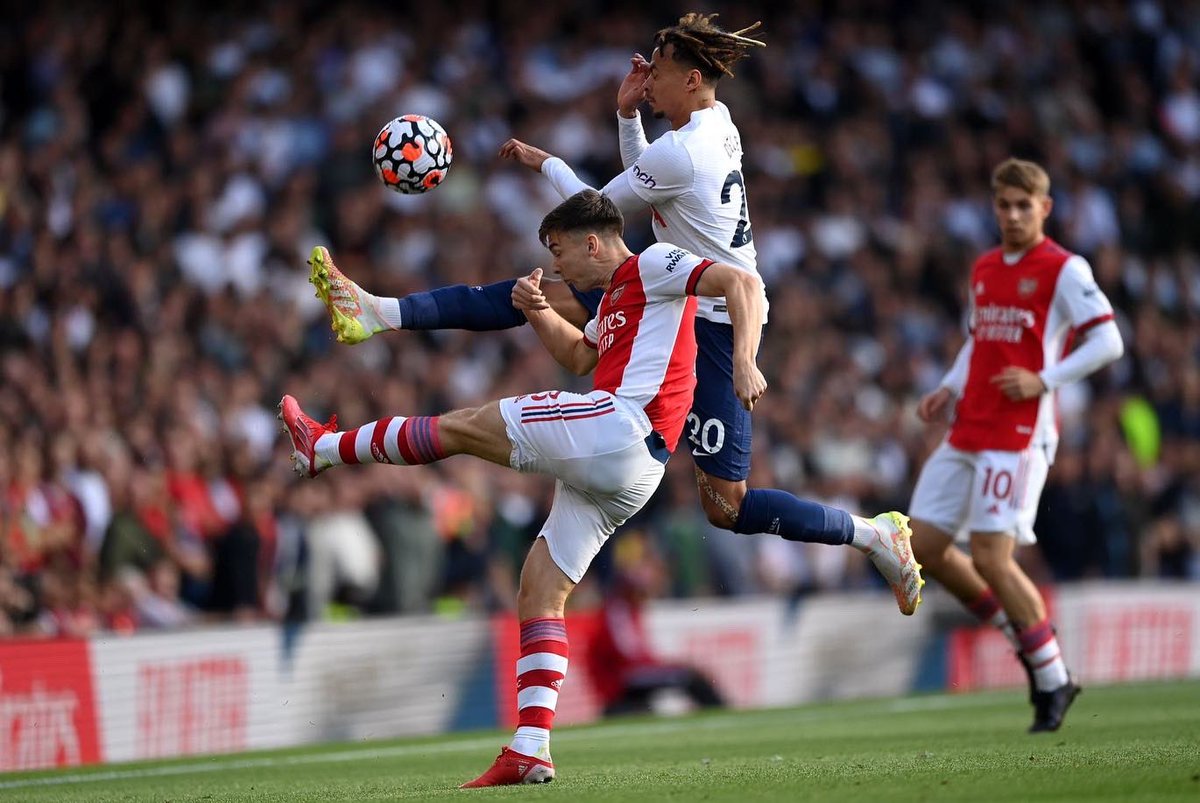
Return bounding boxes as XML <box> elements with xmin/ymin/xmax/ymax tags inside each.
<box><xmin>691</xmin><ymin>263</ymin><xmax>766</xmax><ymax>410</ymax></box>
<box><xmin>500</xmin><ymin>138</ymin><xmax>651</xmax><ymax>219</ymax></box>
<box><xmin>515</xmin><ymin>268</ymin><xmax>599</xmax><ymax>376</ymax></box>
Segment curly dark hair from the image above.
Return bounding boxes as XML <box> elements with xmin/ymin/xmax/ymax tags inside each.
<box><xmin>653</xmin><ymin>12</ymin><xmax>766</xmax><ymax>83</ymax></box>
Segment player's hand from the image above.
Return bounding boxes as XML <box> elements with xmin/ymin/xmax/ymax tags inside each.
<box><xmin>917</xmin><ymin>387</ymin><xmax>955</xmax><ymax>423</ymax></box>
<box><xmin>734</xmin><ymin>362</ymin><xmax>768</xmax><ymax>411</ymax></box>
<box><xmin>617</xmin><ymin>53</ymin><xmax>651</xmax><ymax>117</ymax></box>
<box><xmin>512</xmin><ymin>268</ymin><xmax>550</xmax><ymax>312</ymax></box>
<box><xmin>991</xmin><ymin>366</ymin><xmax>1047</xmax><ymax>400</ymax></box>
<box><xmin>498</xmin><ymin>139</ymin><xmax>552</xmax><ymax>172</ymax></box>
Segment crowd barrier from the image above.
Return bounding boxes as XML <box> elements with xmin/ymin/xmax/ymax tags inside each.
<box><xmin>1</xmin><ymin>581</ymin><xmax>1196</xmax><ymax>771</ymax></box>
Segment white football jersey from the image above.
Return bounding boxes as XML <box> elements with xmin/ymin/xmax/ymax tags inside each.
<box><xmin>614</xmin><ymin>102</ymin><xmax>766</xmax><ymax>324</ymax></box>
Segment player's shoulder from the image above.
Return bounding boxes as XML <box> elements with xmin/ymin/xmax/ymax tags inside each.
<box><xmin>1040</xmin><ymin>237</ymin><xmax>1076</xmax><ymax>261</ymax></box>
<box><xmin>1055</xmin><ymin>253</ymin><xmax>1101</xmax><ymax>292</ymax></box>
<box><xmin>639</xmin><ymin>241</ymin><xmax>695</xmax><ymax>267</ymax></box>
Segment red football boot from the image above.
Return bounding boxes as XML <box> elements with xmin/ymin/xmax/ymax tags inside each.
<box><xmin>459</xmin><ymin>746</ymin><xmax>555</xmax><ymax>788</ymax></box>
<box><xmin>278</xmin><ymin>395</ymin><xmax>338</xmax><ymax>478</ymax></box>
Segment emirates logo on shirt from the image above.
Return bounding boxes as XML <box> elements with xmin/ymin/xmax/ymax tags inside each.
<box><xmin>609</xmin><ymin>283</ymin><xmax>626</xmax><ymax>303</ymax></box>
<box><xmin>974</xmin><ymin>304</ymin><xmax>1036</xmax><ymax>343</ymax></box>
<box><xmin>1018</xmin><ymin>278</ymin><xmax>1038</xmax><ymax>296</ymax></box>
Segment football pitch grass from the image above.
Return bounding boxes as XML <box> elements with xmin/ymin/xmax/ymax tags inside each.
<box><xmin>3</xmin><ymin>680</ymin><xmax>1197</xmax><ymax>802</ymax></box>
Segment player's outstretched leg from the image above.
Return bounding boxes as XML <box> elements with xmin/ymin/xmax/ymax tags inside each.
<box><xmin>278</xmin><ymin>395</ymin><xmax>449</xmax><ymax>477</ymax></box>
<box><xmin>308</xmin><ymin>245</ymin><xmax>604</xmax><ymax>342</ymax></box>
<box><xmin>308</xmin><ymin>246</ymin><xmax>395</xmax><ymax>344</ymax></box>
<box><xmin>854</xmin><ymin>512</ymin><xmax>925</xmax><ymax>616</ymax></box>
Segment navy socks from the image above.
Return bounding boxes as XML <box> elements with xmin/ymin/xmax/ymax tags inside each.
<box><xmin>733</xmin><ymin>488</ymin><xmax>855</xmax><ymax>545</ymax></box>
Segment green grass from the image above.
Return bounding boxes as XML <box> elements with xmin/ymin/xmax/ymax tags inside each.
<box><xmin>4</xmin><ymin>680</ymin><xmax>1199</xmax><ymax>802</ymax></box>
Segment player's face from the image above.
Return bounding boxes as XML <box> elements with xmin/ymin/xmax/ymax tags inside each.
<box><xmin>545</xmin><ymin>231</ymin><xmax>600</xmax><ymax>290</ymax></box>
<box><xmin>646</xmin><ymin>45</ymin><xmax>694</xmax><ymax>120</ymax></box>
<box><xmin>993</xmin><ymin>185</ymin><xmax>1052</xmax><ymax>251</ymax></box>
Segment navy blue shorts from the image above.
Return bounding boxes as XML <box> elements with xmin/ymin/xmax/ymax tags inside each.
<box><xmin>686</xmin><ymin>319</ymin><xmax>754</xmax><ymax>482</ymax></box>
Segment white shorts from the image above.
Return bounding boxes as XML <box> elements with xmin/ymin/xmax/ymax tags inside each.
<box><xmin>909</xmin><ymin>441</ymin><xmax>1051</xmax><ymax>545</ymax></box>
<box><xmin>498</xmin><ymin>389</ymin><xmax>667</xmax><ymax>582</ymax></box>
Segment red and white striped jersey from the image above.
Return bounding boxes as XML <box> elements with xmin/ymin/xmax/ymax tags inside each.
<box><xmin>949</xmin><ymin>237</ymin><xmax>1115</xmax><ymax>452</ymax></box>
<box><xmin>583</xmin><ymin>243</ymin><xmax>709</xmax><ymax>451</ymax></box>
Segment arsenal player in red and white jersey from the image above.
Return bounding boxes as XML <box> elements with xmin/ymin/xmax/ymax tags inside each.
<box><xmin>909</xmin><ymin>158</ymin><xmax>1124</xmax><ymax>733</ymax></box>
<box><xmin>281</xmin><ymin>190</ymin><xmax>768</xmax><ymax>787</ymax></box>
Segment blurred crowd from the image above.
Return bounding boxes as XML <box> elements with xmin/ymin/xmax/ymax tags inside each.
<box><xmin>1</xmin><ymin>0</ymin><xmax>1198</xmax><ymax>638</ymax></box>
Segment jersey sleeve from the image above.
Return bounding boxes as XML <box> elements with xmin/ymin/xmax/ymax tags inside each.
<box><xmin>583</xmin><ymin>316</ymin><xmax>599</xmax><ymax>349</ymax></box>
<box><xmin>617</xmin><ymin>111</ymin><xmax>650</xmax><ymax>169</ymax></box>
<box><xmin>1056</xmin><ymin>255</ymin><xmax>1115</xmax><ymax>333</ymax></box>
<box><xmin>623</xmin><ymin>134</ymin><xmax>694</xmax><ymax>205</ymax></box>
<box><xmin>636</xmin><ymin>243</ymin><xmax>712</xmax><ymax>301</ymax></box>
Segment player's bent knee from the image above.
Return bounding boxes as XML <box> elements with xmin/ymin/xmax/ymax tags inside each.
<box><xmin>970</xmin><ymin>550</ymin><xmax>1014</xmax><ymax>584</ymax></box>
<box><xmin>694</xmin><ymin>470</ymin><xmax>746</xmax><ymax>530</ymax></box>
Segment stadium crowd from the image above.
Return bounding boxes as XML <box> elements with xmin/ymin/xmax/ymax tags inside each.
<box><xmin>1</xmin><ymin>0</ymin><xmax>1198</xmax><ymax>637</ymax></box>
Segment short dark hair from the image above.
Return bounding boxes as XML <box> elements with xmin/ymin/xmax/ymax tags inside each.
<box><xmin>654</xmin><ymin>12</ymin><xmax>766</xmax><ymax>84</ymax></box>
<box><xmin>538</xmin><ymin>190</ymin><xmax>624</xmax><ymax>246</ymax></box>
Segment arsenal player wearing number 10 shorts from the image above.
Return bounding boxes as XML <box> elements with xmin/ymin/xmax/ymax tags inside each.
<box><xmin>908</xmin><ymin>158</ymin><xmax>1124</xmax><ymax>733</ymax></box>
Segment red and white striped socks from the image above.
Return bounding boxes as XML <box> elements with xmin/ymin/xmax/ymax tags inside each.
<box><xmin>1016</xmin><ymin>619</ymin><xmax>1070</xmax><ymax>691</ymax></box>
<box><xmin>314</xmin><ymin>415</ymin><xmax>445</xmax><ymax>467</ymax></box>
<box><xmin>509</xmin><ymin>617</ymin><xmax>568</xmax><ymax>760</ymax></box>
<box><xmin>967</xmin><ymin>588</ymin><xmax>1019</xmax><ymax>648</ymax></box>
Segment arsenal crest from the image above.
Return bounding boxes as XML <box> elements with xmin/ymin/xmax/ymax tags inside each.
<box><xmin>1018</xmin><ymin>278</ymin><xmax>1038</xmax><ymax>296</ymax></box>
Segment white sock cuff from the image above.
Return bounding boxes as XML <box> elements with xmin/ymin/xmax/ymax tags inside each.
<box><xmin>377</xmin><ymin>296</ymin><xmax>404</xmax><ymax>330</ymax></box>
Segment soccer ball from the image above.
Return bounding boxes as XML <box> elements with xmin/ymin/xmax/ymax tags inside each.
<box><xmin>372</xmin><ymin>115</ymin><xmax>453</xmax><ymax>194</ymax></box>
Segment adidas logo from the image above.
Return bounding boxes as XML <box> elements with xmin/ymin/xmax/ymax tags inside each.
<box><xmin>370</xmin><ymin>442</ymin><xmax>391</xmax><ymax>464</ymax></box>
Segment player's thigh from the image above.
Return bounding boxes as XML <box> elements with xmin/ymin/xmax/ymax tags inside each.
<box><xmin>499</xmin><ymin>390</ymin><xmax>664</xmax><ymax>494</ymax></box>
<box><xmin>965</xmin><ymin>447</ymin><xmax>1050</xmax><ymax>545</ymax></box>
<box><xmin>688</xmin><ymin>319</ymin><xmax>752</xmax><ymax>482</ymax></box>
<box><xmin>437</xmin><ymin>402</ymin><xmax>511</xmax><ymax>466</ymax></box>
<box><xmin>910</xmin><ymin>443</ymin><xmax>975</xmax><ymax>540</ymax></box>
<box><xmin>538</xmin><ymin>459</ymin><xmax>664</xmax><ymax>583</ymax></box>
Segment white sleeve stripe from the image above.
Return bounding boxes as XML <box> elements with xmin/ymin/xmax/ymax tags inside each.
<box><xmin>516</xmin><ymin>653</ymin><xmax>569</xmax><ymax>676</ymax></box>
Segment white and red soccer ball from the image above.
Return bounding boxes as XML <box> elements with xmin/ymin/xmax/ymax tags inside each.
<box><xmin>372</xmin><ymin>115</ymin><xmax>452</xmax><ymax>194</ymax></box>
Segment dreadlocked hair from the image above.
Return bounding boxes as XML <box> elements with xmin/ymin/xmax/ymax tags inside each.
<box><xmin>653</xmin><ymin>12</ymin><xmax>766</xmax><ymax>83</ymax></box>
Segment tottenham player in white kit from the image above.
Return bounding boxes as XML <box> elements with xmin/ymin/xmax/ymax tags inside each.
<box><xmin>310</xmin><ymin>13</ymin><xmax>924</xmax><ymax>616</ymax></box>
<box><xmin>281</xmin><ymin>191</ymin><xmax>767</xmax><ymax>787</ymax></box>
<box><xmin>909</xmin><ymin>159</ymin><xmax>1124</xmax><ymax>733</ymax></box>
